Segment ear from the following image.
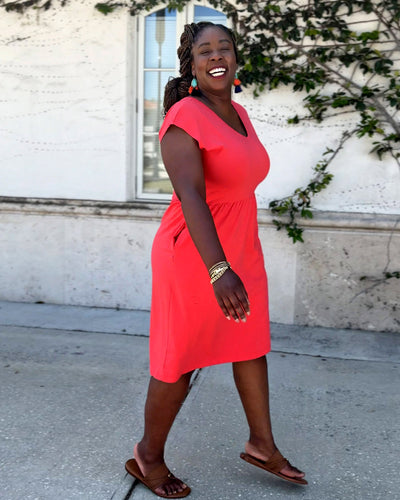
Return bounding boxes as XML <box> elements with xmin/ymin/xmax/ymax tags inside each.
<box><xmin>191</xmin><ymin>62</ymin><xmax>195</xmax><ymax>77</ymax></box>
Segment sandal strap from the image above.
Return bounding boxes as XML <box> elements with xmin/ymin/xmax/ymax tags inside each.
<box><xmin>264</xmin><ymin>450</ymin><xmax>289</xmax><ymax>473</ymax></box>
<box><xmin>144</xmin><ymin>462</ymin><xmax>175</xmax><ymax>490</ymax></box>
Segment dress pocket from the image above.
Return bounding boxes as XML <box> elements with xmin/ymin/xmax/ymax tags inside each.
<box><xmin>172</xmin><ymin>223</ymin><xmax>186</xmax><ymax>247</ymax></box>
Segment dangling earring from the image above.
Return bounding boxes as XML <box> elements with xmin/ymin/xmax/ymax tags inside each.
<box><xmin>233</xmin><ymin>73</ymin><xmax>242</xmax><ymax>93</ymax></box>
<box><xmin>188</xmin><ymin>77</ymin><xmax>198</xmax><ymax>95</ymax></box>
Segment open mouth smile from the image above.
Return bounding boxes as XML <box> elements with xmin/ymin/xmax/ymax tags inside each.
<box><xmin>208</xmin><ymin>67</ymin><xmax>227</xmax><ymax>77</ymax></box>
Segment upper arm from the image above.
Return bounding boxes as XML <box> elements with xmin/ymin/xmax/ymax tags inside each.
<box><xmin>160</xmin><ymin>125</ymin><xmax>205</xmax><ymax>201</ymax></box>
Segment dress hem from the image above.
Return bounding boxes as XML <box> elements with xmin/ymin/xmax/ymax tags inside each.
<box><xmin>150</xmin><ymin>345</ymin><xmax>271</xmax><ymax>384</ymax></box>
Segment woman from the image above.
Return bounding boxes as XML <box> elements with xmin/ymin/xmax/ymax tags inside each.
<box><xmin>125</xmin><ymin>22</ymin><xmax>307</xmax><ymax>498</ymax></box>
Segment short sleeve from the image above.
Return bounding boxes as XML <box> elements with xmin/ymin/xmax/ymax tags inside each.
<box><xmin>159</xmin><ymin>97</ymin><xmax>208</xmax><ymax>149</ymax></box>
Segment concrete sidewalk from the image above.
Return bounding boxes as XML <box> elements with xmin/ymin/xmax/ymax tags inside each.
<box><xmin>0</xmin><ymin>301</ymin><xmax>399</xmax><ymax>500</ymax></box>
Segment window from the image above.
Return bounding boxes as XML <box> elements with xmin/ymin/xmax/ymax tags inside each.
<box><xmin>135</xmin><ymin>3</ymin><xmax>228</xmax><ymax>200</ymax></box>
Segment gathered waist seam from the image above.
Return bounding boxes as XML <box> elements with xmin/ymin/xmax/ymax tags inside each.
<box><xmin>170</xmin><ymin>193</ymin><xmax>255</xmax><ymax>207</ymax></box>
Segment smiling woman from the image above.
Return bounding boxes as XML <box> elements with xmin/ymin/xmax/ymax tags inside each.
<box><xmin>190</xmin><ymin>27</ymin><xmax>237</xmax><ymax>95</ymax></box>
<box><xmin>125</xmin><ymin>20</ymin><xmax>308</xmax><ymax>499</ymax></box>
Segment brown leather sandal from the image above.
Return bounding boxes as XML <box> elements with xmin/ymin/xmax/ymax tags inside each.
<box><xmin>125</xmin><ymin>458</ymin><xmax>191</xmax><ymax>498</ymax></box>
<box><xmin>240</xmin><ymin>450</ymin><xmax>308</xmax><ymax>485</ymax></box>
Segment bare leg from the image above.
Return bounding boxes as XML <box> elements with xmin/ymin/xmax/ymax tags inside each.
<box><xmin>134</xmin><ymin>372</ymin><xmax>193</xmax><ymax>496</ymax></box>
<box><xmin>232</xmin><ymin>356</ymin><xmax>305</xmax><ymax>480</ymax></box>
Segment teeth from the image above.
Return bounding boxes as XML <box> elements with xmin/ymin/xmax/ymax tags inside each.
<box><xmin>209</xmin><ymin>67</ymin><xmax>226</xmax><ymax>77</ymax></box>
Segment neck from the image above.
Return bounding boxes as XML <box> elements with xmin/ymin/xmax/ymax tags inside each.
<box><xmin>199</xmin><ymin>90</ymin><xmax>232</xmax><ymax>110</ymax></box>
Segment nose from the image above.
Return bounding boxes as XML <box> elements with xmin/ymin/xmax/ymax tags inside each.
<box><xmin>210</xmin><ymin>50</ymin><xmax>223</xmax><ymax>60</ymax></box>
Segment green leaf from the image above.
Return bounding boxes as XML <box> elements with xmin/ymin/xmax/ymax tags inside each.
<box><xmin>301</xmin><ymin>208</ymin><xmax>313</xmax><ymax>219</ymax></box>
<box><xmin>95</xmin><ymin>3</ymin><xmax>116</xmax><ymax>14</ymax></box>
<box><xmin>332</xmin><ymin>96</ymin><xmax>353</xmax><ymax>108</ymax></box>
<box><xmin>357</xmin><ymin>30</ymin><xmax>380</xmax><ymax>44</ymax></box>
<box><xmin>287</xmin><ymin>225</ymin><xmax>304</xmax><ymax>244</ymax></box>
<box><xmin>288</xmin><ymin>115</ymin><xmax>300</xmax><ymax>124</ymax></box>
<box><xmin>385</xmin><ymin>271</ymin><xmax>400</xmax><ymax>279</ymax></box>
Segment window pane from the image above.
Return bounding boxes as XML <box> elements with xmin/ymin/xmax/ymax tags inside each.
<box><xmin>194</xmin><ymin>6</ymin><xmax>227</xmax><ymax>24</ymax></box>
<box><xmin>143</xmin><ymin>71</ymin><xmax>174</xmax><ymax>195</ymax></box>
<box><xmin>145</xmin><ymin>9</ymin><xmax>177</xmax><ymax>69</ymax></box>
<box><xmin>139</xmin><ymin>5</ymin><xmax>227</xmax><ymax>198</ymax></box>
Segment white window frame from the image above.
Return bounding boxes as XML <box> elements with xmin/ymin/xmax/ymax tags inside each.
<box><xmin>131</xmin><ymin>1</ymin><xmax>232</xmax><ymax>202</ymax></box>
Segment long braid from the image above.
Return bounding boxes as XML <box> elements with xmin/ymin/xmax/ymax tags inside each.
<box><xmin>163</xmin><ymin>23</ymin><xmax>202</xmax><ymax>115</ymax></box>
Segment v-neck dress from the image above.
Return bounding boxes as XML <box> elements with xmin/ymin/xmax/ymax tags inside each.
<box><xmin>150</xmin><ymin>96</ymin><xmax>271</xmax><ymax>383</ymax></box>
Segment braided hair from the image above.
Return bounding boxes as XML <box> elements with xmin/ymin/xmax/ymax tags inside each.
<box><xmin>163</xmin><ymin>22</ymin><xmax>239</xmax><ymax>115</ymax></box>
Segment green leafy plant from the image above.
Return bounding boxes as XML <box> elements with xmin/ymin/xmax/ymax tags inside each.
<box><xmin>231</xmin><ymin>0</ymin><xmax>400</xmax><ymax>241</ymax></box>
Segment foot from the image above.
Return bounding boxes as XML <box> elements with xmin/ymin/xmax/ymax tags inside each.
<box><xmin>245</xmin><ymin>441</ymin><xmax>306</xmax><ymax>481</ymax></box>
<box><xmin>134</xmin><ymin>443</ymin><xmax>189</xmax><ymax>497</ymax></box>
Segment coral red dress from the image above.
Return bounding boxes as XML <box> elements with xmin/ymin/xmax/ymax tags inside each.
<box><xmin>150</xmin><ymin>97</ymin><xmax>271</xmax><ymax>383</ymax></box>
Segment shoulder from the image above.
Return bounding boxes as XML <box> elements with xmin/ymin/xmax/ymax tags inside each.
<box><xmin>161</xmin><ymin>98</ymin><xmax>201</xmax><ymax>129</ymax></box>
<box><xmin>160</xmin><ymin>97</ymin><xmax>210</xmax><ymax>146</ymax></box>
<box><xmin>161</xmin><ymin>98</ymin><xmax>205</xmax><ymax>132</ymax></box>
<box><xmin>166</xmin><ymin>96</ymin><xmax>203</xmax><ymax>116</ymax></box>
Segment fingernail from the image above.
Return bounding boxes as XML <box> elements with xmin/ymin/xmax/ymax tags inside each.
<box><xmin>226</xmin><ymin>316</ymin><xmax>231</xmax><ymax>320</ymax></box>
<box><xmin>241</xmin><ymin>318</ymin><xmax>246</xmax><ymax>323</ymax></box>
<box><xmin>235</xmin><ymin>318</ymin><xmax>239</xmax><ymax>323</ymax></box>
<box><xmin>247</xmin><ymin>311</ymin><xmax>250</xmax><ymax>316</ymax></box>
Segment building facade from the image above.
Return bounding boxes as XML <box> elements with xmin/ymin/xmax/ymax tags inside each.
<box><xmin>1</xmin><ymin>0</ymin><xmax>399</xmax><ymax>331</ymax></box>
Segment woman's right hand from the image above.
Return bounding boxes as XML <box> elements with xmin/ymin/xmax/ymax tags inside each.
<box><xmin>212</xmin><ymin>269</ymin><xmax>250</xmax><ymax>323</ymax></box>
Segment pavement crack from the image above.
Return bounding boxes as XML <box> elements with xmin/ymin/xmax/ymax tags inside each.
<box><xmin>122</xmin><ymin>479</ymin><xmax>138</xmax><ymax>500</ymax></box>
<box><xmin>272</xmin><ymin>348</ymin><xmax>400</xmax><ymax>364</ymax></box>
<box><xmin>188</xmin><ymin>368</ymin><xmax>202</xmax><ymax>391</ymax></box>
<box><xmin>109</xmin><ymin>473</ymin><xmax>137</xmax><ymax>500</ymax></box>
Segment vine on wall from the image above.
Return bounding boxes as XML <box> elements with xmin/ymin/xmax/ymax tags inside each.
<box><xmin>233</xmin><ymin>0</ymin><xmax>400</xmax><ymax>242</ymax></box>
<box><xmin>0</xmin><ymin>0</ymin><xmax>67</xmax><ymax>12</ymax></box>
<box><xmin>1</xmin><ymin>1</ymin><xmax>399</xmax><ymax>248</ymax></box>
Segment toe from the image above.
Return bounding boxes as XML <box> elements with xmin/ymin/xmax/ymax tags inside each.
<box><xmin>281</xmin><ymin>463</ymin><xmax>305</xmax><ymax>479</ymax></box>
<box><xmin>156</xmin><ymin>477</ymin><xmax>187</xmax><ymax>496</ymax></box>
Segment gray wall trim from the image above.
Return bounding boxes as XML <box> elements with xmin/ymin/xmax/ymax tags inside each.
<box><xmin>1</xmin><ymin>196</ymin><xmax>399</xmax><ymax>233</ymax></box>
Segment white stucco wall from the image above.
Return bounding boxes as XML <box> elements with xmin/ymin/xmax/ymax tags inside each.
<box><xmin>0</xmin><ymin>0</ymin><xmax>129</xmax><ymax>201</ymax></box>
<box><xmin>1</xmin><ymin>1</ymin><xmax>399</xmax><ymax>212</ymax></box>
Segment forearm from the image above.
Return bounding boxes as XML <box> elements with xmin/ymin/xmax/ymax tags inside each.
<box><xmin>180</xmin><ymin>190</ymin><xmax>249</xmax><ymax>322</ymax></box>
<box><xmin>180</xmin><ymin>190</ymin><xmax>226</xmax><ymax>270</ymax></box>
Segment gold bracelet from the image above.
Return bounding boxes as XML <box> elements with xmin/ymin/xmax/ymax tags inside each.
<box><xmin>209</xmin><ymin>263</ymin><xmax>230</xmax><ymax>280</ymax></box>
<box><xmin>210</xmin><ymin>265</ymin><xmax>227</xmax><ymax>278</ymax></box>
<box><xmin>210</xmin><ymin>266</ymin><xmax>229</xmax><ymax>284</ymax></box>
<box><xmin>208</xmin><ymin>261</ymin><xmax>230</xmax><ymax>277</ymax></box>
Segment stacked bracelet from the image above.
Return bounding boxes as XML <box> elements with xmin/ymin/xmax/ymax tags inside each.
<box><xmin>209</xmin><ymin>261</ymin><xmax>231</xmax><ymax>284</ymax></box>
